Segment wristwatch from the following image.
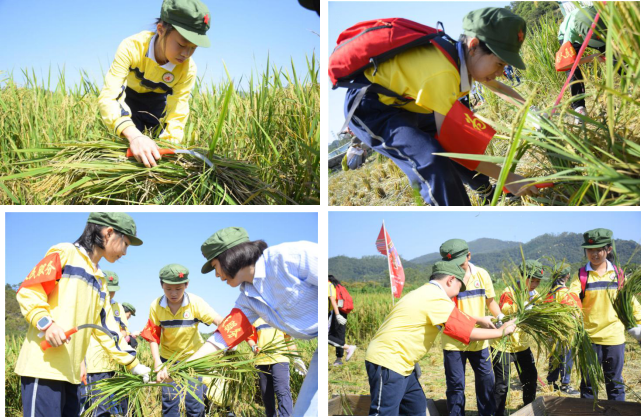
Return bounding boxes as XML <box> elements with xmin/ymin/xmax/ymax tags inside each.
<box><xmin>36</xmin><ymin>316</ymin><xmax>54</xmax><ymax>332</ymax></box>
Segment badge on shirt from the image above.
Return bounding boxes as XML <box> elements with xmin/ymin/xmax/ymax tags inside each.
<box><xmin>162</xmin><ymin>72</ymin><xmax>174</xmax><ymax>83</ymax></box>
<box><xmin>474</xmin><ymin>280</ymin><xmax>480</xmax><ymax>289</ymax></box>
<box><xmin>115</xmin><ymin>310</ymin><xmax>120</xmax><ymax>317</ymax></box>
<box><xmin>184</xmin><ymin>311</ymin><xmax>191</xmax><ymax>319</ymax></box>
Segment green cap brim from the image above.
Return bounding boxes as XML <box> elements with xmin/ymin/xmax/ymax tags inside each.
<box><xmin>174</xmin><ymin>25</ymin><xmax>210</xmax><ymax>48</ymax></box>
<box><xmin>201</xmin><ymin>257</ymin><xmax>215</xmax><ymax>274</ymax></box>
<box><xmin>450</xmin><ymin>255</ymin><xmax>468</xmax><ymax>266</ymax></box>
<box><xmin>485</xmin><ymin>43</ymin><xmax>526</xmax><ymax>70</ymax></box>
<box><xmin>125</xmin><ymin>235</ymin><xmax>143</xmax><ymax>246</ymax></box>
<box><xmin>581</xmin><ymin>243</ymin><xmax>610</xmax><ymax>249</ymax></box>
<box><xmin>108</xmin><ymin>285</ymin><xmax>121</xmax><ymax>291</ymax></box>
<box><xmin>160</xmin><ymin>278</ymin><xmax>189</xmax><ymax>285</ymax></box>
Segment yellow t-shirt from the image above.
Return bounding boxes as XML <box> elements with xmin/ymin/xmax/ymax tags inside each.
<box><xmin>253</xmin><ymin>318</ymin><xmax>289</xmax><ymax>366</ymax></box>
<box><xmin>442</xmin><ymin>263</ymin><xmax>496</xmax><ymax>352</ymax></box>
<box><xmin>328</xmin><ymin>282</ymin><xmax>336</xmax><ymax>313</ymax></box>
<box><xmin>98</xmin><ymin>31</ymin><xmax>197</xmax><ymax>143</ymax></box>
<box><xmin>365</xmin><ymin>283</ymin><xmax>456</xmax><ymax>376</ymax></box>
<box><xmin>363</xmin><ymin>45</ymin><xmax>467</xmax><ymax>115</ymax></box>
<box><xmin>15</xmin><ymin>244</ymin><xmax>138</xmax><ymax>384</ymax></box>
<box><xmin>86</xmin><ymin>300</ymin><xmax>131</xmax><ymax>373</ymax></box>
<box><xmin>147</xmin><ymin>292</ymin><xmax>221</xmax><ymax>361</ymax></box>
<box><xmin>569</xmin><ymin>261</ymin><xmax>641</xmax><ymax>345</ymax></box>
<box><xmin>491</xmin><ymin>286</ymin><xmax>539</xmax><ymax>353</ymax></box>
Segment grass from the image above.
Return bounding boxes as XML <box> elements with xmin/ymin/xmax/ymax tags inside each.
<box><xmin>5</xmin><ymin>334</ymin><xmax>317</xmax><ymax>417</ymax></box>
<box><xmin>328</xmin><ymin>2</ymin><xmax>639</xmax><ymax>206</ymax></box>
<box><xmin>612</xmin><ymin>268</ymin><xmax>641</xmax><ymax>330</ymax></box>
<box><xmin>0</xmin><ymin>55</ymin><xmax>319</xmax><ymax>205</ymax></box>
<box><xmin>329</xmin><ymin>273</ymin><xmax>641</xmax><ymax>414</ymax></box>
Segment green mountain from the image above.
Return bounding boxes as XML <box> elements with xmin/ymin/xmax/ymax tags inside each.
<box><xmin>330</xmin><ymin>233</ymin><xmax>641</xmax><ymax>284</ymax></box>
<box><xmin>6</xmin><ymin>283</ymin><xmax>27</xmax><ymax>336</ymax></box>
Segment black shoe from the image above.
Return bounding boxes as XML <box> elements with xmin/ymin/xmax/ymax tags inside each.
<box><xmin>560</xmin><ymin>384</ymin><xmax>580</xmax><ymax>395</ymax></box>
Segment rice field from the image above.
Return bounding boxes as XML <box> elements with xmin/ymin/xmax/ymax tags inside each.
<box><xmin>5</xmin><ymin>334</ymin><xmax>317</xmax><ymax>417</ymax></box>
<box><xmin>329</xmin><ymin>2</ymin><xmax>640</xmax><ymax>206</ymax></box>
<box><xmin>0</xmin><ymin>55</ymin><xmax>319</xmax><ymax>205</ymax></box>
<box><xmin>328</xmin><ymin>281</ymin><xmax>641</xmax><ymax>414</ymax></box>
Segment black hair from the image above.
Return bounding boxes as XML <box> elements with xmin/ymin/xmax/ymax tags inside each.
<box><xmin>552</xmin><ymin>273</ymin><xmax>570</xmax><ymax>287</ymax></box>
<box><xmin>429</xmin><ymin>273</ymin><xmax>450</xmax><ymax>282</ymax></box>
<box><xmin>328</xmin><ymin>275</ymin><xmax>341</xmax><ymax>287</ymax></box>
<box><xmin>123</xmin><ymin>306</ymin><xmax>132</xmax><ymax>314</ymax></box>
<box><xmin>154</xmin><ymin>18</ymin><xmax>175</xmax><ymax>39</ymax></box>
<box><xmin>74</xmin><ymin>223</ymin><xmax>123</xmax><ymax>256</ymax></box>
<box><xmin>458</xmin><ymin>34</ymin><xmax>493</xmax><ymax>56</ymax></box>
<box><xmin>583</xmin><ymin>244</ymin><xmax>615</xmax><ymax>263</ymax></box>
<box><xmin>216</xmin><ymin>240</ymin><xmax>268</xmax><ymax>278</ymax></box>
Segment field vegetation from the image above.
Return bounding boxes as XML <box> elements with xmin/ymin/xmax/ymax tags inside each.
<box><xmin>329</xmin><ymin>2</ymin><xmax>639</xmax><ymax>206</ymax></box>
<box><xmin>0</xmin><ymin>56</ymin><xmax>319</xmax><ymax>205</ymax></box>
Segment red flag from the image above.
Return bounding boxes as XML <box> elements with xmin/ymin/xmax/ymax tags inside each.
<box><xmin>376</xmin><ymin>224</ymin><xmax>405</xmax><ymax>298</ymax></box>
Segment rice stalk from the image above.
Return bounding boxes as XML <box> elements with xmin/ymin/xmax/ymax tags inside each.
<box><xmin>611</xmin><ymin>268</ymin><xmax>641</xmax><ymax>330</ymax></box>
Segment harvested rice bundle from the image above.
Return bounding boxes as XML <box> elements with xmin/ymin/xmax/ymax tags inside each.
<box><xmin>611</xmin><ymin>268</ymin><xmax>641</xmax><ymax>330</ymax></box>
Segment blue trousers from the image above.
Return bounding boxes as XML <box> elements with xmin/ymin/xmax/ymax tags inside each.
<box><xmin>21</xmin><ymin>376</ymin><xmax>81</xmax><ymax>417</ymax></box>
<box><xmin>292</xmin><ymin>349</ymin><xmax>318</xmax><ymax>417</ymax></box>
<box><xmin>257</xmin><ymin>362</ymin><xmax>294</xmax><ymax>417</ymax></box>
<box><xmin>81</xmin><ymin>371</ymin><xmax>126</xmax><ymax>417</ymax></box>
<box><xmin>365</xmin><ymin>360</ymin><xmax>426</xmax><ymax>416</ymax></box>
<box><xmin>443</xmin><ymin>348</ymin><xmax>495</xmax><ymax>416</ymax></box>
<box><xmin>580</xmin><ymin>343</ymin><xmax>625</xmax><ymax>401</ymax></box>
<box><xmin>160</xmin><ymin>357</ymin><xmax>206</xmax><ymax>417</ymax></box>
<box><xmin>547</xmin><ymin>348</ymin><xmax>573</xmax><ymax>386</ymax></box>
<box><xmin>345</xmin><ymin>75</ymin><xmax>491</xmax><ymax>206</ymax></box>
<box><xmin>491</xmin><ymin>348</ymin><xmax>538</xmax><ymax>416</ymax></box>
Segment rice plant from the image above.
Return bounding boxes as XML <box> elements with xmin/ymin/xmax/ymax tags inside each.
<box><xmin>611</xmin><ymin>268</ymin><xmax>641</xmax><ymax>330</ymax></box>
<box><xmin>0</xmin><ymin>55</ymin><xmax>319</xmax><ymax>205</ymax></box>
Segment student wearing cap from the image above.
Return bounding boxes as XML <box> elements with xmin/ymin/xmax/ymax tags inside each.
<box><xmin>344</xmin><ymin>7</ymin><xmax>539</xmax><ymax>206</ymax></box>
<box><xmin>181</xmin><ymin>227</ymin><xmax>318</xmax><ymax>417</ymax></box>
<box><xmin>568</xmin><ymin>228</ymin><xmax>641</xmax><ymax>401</ymax></box>
<box><xmin>99</xmin><ymin>0</ymin><xmax>212</xmax><ymax>168</ymax></box>
<box><xmin>14</xmin><ymin>212</ymin><xmax>150</xmax><ymax>417</ymax></box>
<box><xmin>364</xmin><ymin>261</ymin><xmax>517</xmax><ymax>416</ymax></box>
<box><xmin>556</xmin><ymin>6</ymin><xmax>612</xmax><ymax>123</ymax></box>
<box><xmin>491</xmin><ymin>259</ymin><xmax>543</xmax><ymax>416</ymax></box>
<box><xmin>80</xmin><ymin>270</ymin><xmax>135</xmax><ymax>417</ymax></box>
<box><xmin>140</xmin><ymin>263</ymin><xmax>223</xmax><ymax>417</ymax></box>
<box><xmin>545</xmin><ymin>264</ymin><xmax>581</xmax><ymax>395</ymax></box>
<box><xmin>438</xmin><ymin>239</ymin><xmax>502</xmax><ymax>416</ymax></box>
<box><xmin>328</xmin><ymin>275</ymin><xmax>357</xmax><ymax>366</ymax></box>
<box><xmin>121</xmin><ymin>302</ymin><xmax>139</xmax><ymax>349</ymax></box>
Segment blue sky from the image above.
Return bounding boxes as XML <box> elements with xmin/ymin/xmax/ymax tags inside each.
<box><xmin>6</xmin><ymin>212</ymin><xmax>318</xmax><ymax>333</ymax></box>
<box><xmin>0</xmin><ymin>0</ymin><xmax>319</xmax><ymax>89</ymax></box>
<box><xmin>329</xmin><ymin>211</ymin><xmax>641</xmax><ymax>259</ymax></box>
<box><xmin>327</xmin><ymin>1</ymin><xmax>511</xmax><ymax>145</ymax></box>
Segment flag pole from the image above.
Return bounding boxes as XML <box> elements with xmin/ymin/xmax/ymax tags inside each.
<box><xmin>383</xmin><ymin>220</ymin><xmax>395</xmax><ymax>306</ymax></box>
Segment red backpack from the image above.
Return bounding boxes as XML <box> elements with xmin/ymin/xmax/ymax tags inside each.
<box><xmin>335</xmin><ymin>283</ymin><xmax>354</xmax><ymax>314</ymax></box>
<box><xmin>578</xmin><ymin>265</ymin><xmax>625</xmax><ymax>300</ymax></box>
<box><xmin>329</xmin><ymin>18</ymin><xmax>459</xmax><ymax>132</ymax></box>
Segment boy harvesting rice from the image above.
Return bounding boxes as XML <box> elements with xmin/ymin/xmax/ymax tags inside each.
<box><xmin>568</xmin><ymin>228</ymin><xmax>641</xmax><ymax>400</ymax></box>
<box><xmin>364</xmin><ymin>261</ymin><xmax>516</xmax><ymax>416</ymax></box>
<box><xmin>182</xmin><ymin>227</ymin><xmax>318</xmax><ymax>416</ymax></box>
<box><xmin>140</xmin><ymin>263</ymin><xmax>223</xmax><ymax>417</ymax></box>
<box><xmin>99</xmin><ymin>0</ymin><xmax>211</xmax><ymax>168</ymax></box>
<box><xmin>491</xmin><ymin>259</ymin><xmax>543</xmax><ymax>416</ymax></box>
<box><xmin>438</xmin><ymin>239</ymin><xmax>502</xmax><ymax>415</ymax></box>
<box><xmin>15</xmin><ymin>212</ymin><xmax>149</xmax><ymax>417</ymax></box>
<box><xmin>334</xmin><ymin>7</ymin><xmax>540</xmax><ymax>205</ymax></box>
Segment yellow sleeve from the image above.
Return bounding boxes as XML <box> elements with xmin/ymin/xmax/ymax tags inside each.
<box><xmin>426</xmin><ymin>298</ymin><xmax>456</xmax><ymax>327</ymax></box>
<box><xmin>198</xmin><ymin>298</ymin><xmax>222</xmax><ymax>326</ymax></box>
<box><xmin>93</xmin><ymin>303</ymin><xmax>138</xmax><ymax>370</ymax></box>
<box><xmin>568</xmin><ymin>272</ymin><xmax>582</xmax><ymax>297</ymax></box>
<box><xmin>500</xmin><ymin>289</ymin><xmax>518</xmax><ymax>316</ymax></box>
<box><xmin>482</xmin><ymin>271</ymin><xmax>496</xmax><ymax>299</ymax></box>
<box><xmin>16</xmin><ymin>246</ymin><xmax>70</xmax><ymax>328</ymax></box>
<box><xmin>414</xmin><ymin>70</ymin><xmax>460</xmax><ymax>116</ymax></box>
<box><xmin>118</xmin><ymin>303</ymin><xmax>130</xmax><ymax>333</ymax></box>
<box><xmin>632</xmin><ymin>296</ymin><xmax>641</xmax><ymax>327</ymax></box>
<box><xmin>98</xmin><ymin>37</ymin><xmax>136</xmax><ymax>137</ymax></box>
<box><xmin>158</xmin><ymin>61</ymin><xmax>197</xmax><ymax>144</ymax></box>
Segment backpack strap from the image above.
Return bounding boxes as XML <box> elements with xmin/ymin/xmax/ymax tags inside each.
<box><xmin>579</xmin><ymin>267</ymin><xmax>588</xmax><ymax>300</ymax></box>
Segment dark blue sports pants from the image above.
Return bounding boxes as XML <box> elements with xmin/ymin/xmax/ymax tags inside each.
<box><xmin>256</xmin><ymin>362</ymin><xmax>294</xmax><ymax>417</ymax></box>
<box><xmin>21</xmin><ymin>376</ymin><xmax>81</xmax><ymax>417</ymax></box>
<box><xmin>81</xmin><ymin>371</ymin><xmax>126</xmax><ymax>416</ymax></box>
<box><xmin>345</xmin><ymin>75</ymin><xmax>491</xmax><ymax>206</ymax></box>
<box><xmin>580</xmin><ymin>343</ymin><xmax>625</xmax><ymax>401</ymax></box>
<box><xmin>443</xmin><ymin>348</ymin><xmax>495</xmax><ymax>416</ymax></box>
<box><xmin>160</xmin><ymin>356</ymin><xmax>206</xmax><ymax>417</ymax></box>
<box><xmin>547</xmin><ymin>348</ymin><xmax>573</xmax><ymax>386</ymax></box>
<box><xmin>365</xmin><ymin>360</ymin><xmax>426</xmax><ymax>416</ymax></box>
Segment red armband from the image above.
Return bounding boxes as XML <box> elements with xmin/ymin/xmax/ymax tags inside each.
<box><xmin>140</xmin><ymin>318</ymin><xmax>161</xmax><ymax>344</ymax></box>
<box><xmin>17</xmin><ymin>253</ymin><xmax>62</xmax><ymax>295</ymax></box>
<box><xmin>555</xmin><ymin>41</ymin><xmax>577</xmax><ymax>72</ymax></box>
<box><xmin>437</xmin><ymin>101</ymin><xmax>496</xmax><ymax>171</ymax></box>
<box><xmin>247</xmin><ymin>326</ymin><xmax>258</xmax><ymax>344</ymax></box>
<box><xmin>562</xmin><ymin>293</ymin><xmax>582</xmax><ymax>309</ymax></box>
<box><xmin>218</xmin><ymin>308</ymin><xmax>254</xmax><ymax>349</ymax></box>
<box><xmin>499</xmin><ymin>292</ymin><xmax>514</xmax><ymax>309</ymax></box>
<box><xmin>443</xmin><ymin>307</ymin><xmax>476</xmax><ymax>345</ymax></box>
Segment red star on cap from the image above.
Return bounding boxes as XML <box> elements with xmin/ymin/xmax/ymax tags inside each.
<box><xmin>541</xmin><ymin>269</ymin><xmax>544</xmax><ymax>274</ymax></box>
<box><xmin>204</xmin><ymin>14</ymin><xmax>210</xmax><ymax>25</ymax></box>
<box><xmin>447</xmin><ymin>253</ymin><xmax>452</xmax><ymax>259</ymax></box>
<box><xmin>517</xmin><ymin>29</ymin><xmax>524</xmax><ymax>43</ymax></box>
<box><xmin>589</xmin><ymin>239</ymin><xmax>594</xmax><ymax>244</ymax></box>
<box><xmin>109</xmin><ymin>276</ymin><xmax>114</xmax><ymax>281</ymax></box>
<box><xmin>178</xmin><ymin>272</ymin><xmax>184</xmax><ymax>278</ymax></box>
